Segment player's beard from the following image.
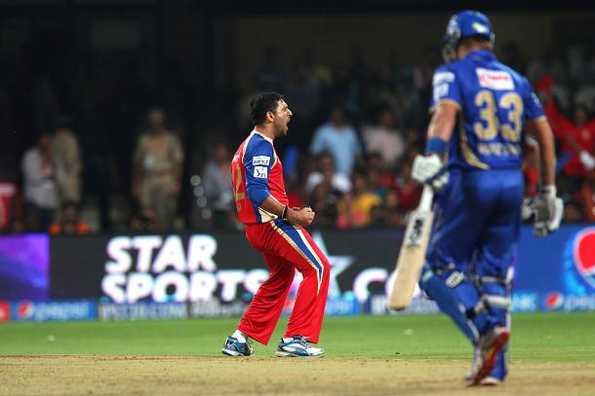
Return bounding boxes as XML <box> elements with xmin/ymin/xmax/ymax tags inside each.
<box><xmin>276</xmin><ymin>120</ymin><xmax>289</xmax><ymax>137</ymax></box>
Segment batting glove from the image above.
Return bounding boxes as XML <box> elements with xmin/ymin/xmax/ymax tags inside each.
<box><xmin>531</xmin><ymin>185</ymin><xmax>563</xmax><ymax>237</ymax></box>
<box><xmin>411</xmin><ymin>154</ymin><xmax>448</xmax><ymax>191</ymax></box>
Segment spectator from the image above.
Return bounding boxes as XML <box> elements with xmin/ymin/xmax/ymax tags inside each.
<box><xmin>52</xmin><ymin>115</ymin><xmax>82</xmax><ymax>204</ymax></box>
<box><xmin>579</xmin><ymin>173</ymin><xmax>595</xmax><ymax>222</ymax></box>
<box><xmin>129</xmin><ymin>207</ymin><xmax>159</xmax><ymax>232</ymax></box>
<box><xmin>310</xmin><ymin>108</ymin><xmax>361</xmax><ymax>177</ymax></box>
<box><xmin>544</xmin><ymin>100</ymin><xmax>595</xmax><ymax>180</ymax></box>
<box><xmin>336</xmin><ymin>172</ymin><xmax>382</xmax><ymax>229</ymax></box>
<box><xmin>22</xmin><ymin>132</ymin><xmax>58</xmax><ymax>231</ymax></box>
<box><xmin>0</xmin><ymin>157</ymin><xmax>23</xmax><ymax>233</ymax></box>
<box><xmin>49</xmin><ymin>202</ymin><xmax>91</xmax><ymax>235</ymax></box>
<box><xmin>305</xmin><ymin>152</ymin><xmax>351</xmax><ymax>196</ymax></box>
<box><xmin>202</xmin><ymin>142</ymin><xmax>234</xmax><ymax>229</ymax></box>
<box><xmin>394</xmin><ymin>161</ymin><xmax>422</xmax><ymax>212</ymax></box>
<box><xmin>366</xmin><ymin>152</ymin><xmax>396</xmax><ymax>195</ymax></box>
<box><xmin>133</xmin><ymin>108</ymin><xmax>184</xmax><ymax>230</ymax></box>
<box><xmin>369</xmin><ymin>189</ymin><xmax>403</xmax><ymax>228</ymax></box>
<box><xmin>383</xmin><ymin>189</ymin><xmax>404</xmax><ymax>226</ymax></box>
<box><xmin>563</xmin><ymin>201</ymin><xmax>584</xmax><ymax>223</ymax></box>
<box><xmin>361</xmin><ymin>108</ymin><xmax>405</xmax><ymax>168</ymax></box>
<box><xmin>0</xmin><ymin>183</ymin><xmax>23</xmax><ymax>233</ymax></box>
<box><xmin>309</xmin><ymin>181</ymin><xmax>342</xmax><ymax>228</ymax></box>
<box><xmin>307</xmin><ymin>156</ymin><xmax>347</xmax><ymax>228</ymax></box>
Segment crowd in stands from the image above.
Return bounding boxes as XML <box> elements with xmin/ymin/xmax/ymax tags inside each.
<box><xmin>1</xmin><ymin>42</ymin><xmax>595</xmax><ymax>234</ymax></box>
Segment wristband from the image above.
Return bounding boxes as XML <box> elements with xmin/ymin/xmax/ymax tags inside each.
<box><xmin>425</xmin><ymin>137</ymin><xmax>448</xmax><ymax>155</ymax></box>
<box><xmin>281</xmin><ymin>205</ymin><xmax>288</xmax><ymax>220</ymax></box>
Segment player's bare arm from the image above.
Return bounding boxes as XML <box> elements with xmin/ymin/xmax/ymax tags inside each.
<box><xmin>411</xmin><ymin>101</ymin><xmax>459</xmax><ymax>190</ymax></box>
<box><xmin>427</xmin><ymin>100</ymin><xmax>459</xmax><ymax>144</ymax></box>
<box><xmin>526</xmin><ymin>117</ymin><xmax>556</xmax><ymax>187</ymax></box>
<box><xmin>526</xmin><ymin>117</ymin><xmax>563</xmax><ymax>236</ymax></box>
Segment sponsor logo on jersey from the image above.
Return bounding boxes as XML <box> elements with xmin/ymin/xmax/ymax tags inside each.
<box><xmin>252</xmin><ymin>155</ymin><xmax>270</xmax><ymax>166</ymax></box>
<box><xmin>433</xmin><ymin>71</ymin><xmax>455</xmax><ymax>85</ymax></box>
<box><xmin>253</xmin><ymin>166</ymin><xmax>268</xmax><ymax>179</ymax></box>
<box><xmin>573</xmin><ymin>227</ymin><xmax>595</xmax><ymax>288</ymax></box>
<box><xmin>476</xmin><ymin>68</ymin><xmax>514</xmax><ymax>90</ymax></box>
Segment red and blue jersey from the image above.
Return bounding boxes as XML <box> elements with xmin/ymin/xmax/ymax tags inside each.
<box><xmin>231</xmin><ymin>131</ymin><xmax>289</xmax><ymax>225</ymax></box>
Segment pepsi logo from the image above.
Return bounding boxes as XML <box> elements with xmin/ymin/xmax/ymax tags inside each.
<box><xmin>545</xmin><ymin>292</ymin><xmax>564</xmax><ymax>310</ymax></box>
<box><xmin>573</xmin><ymin>227</ymin><xmax>595</xmax><ymax>289</ymax></box>
<box><xmin>17</xmin><ymin>301</ymin><xmax>34</xmax><ymax>319</ymax></box>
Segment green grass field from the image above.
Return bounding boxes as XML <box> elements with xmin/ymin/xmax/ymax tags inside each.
<box><xmin>1</xmin><ymin>312</ymin><xmax>594</xmax><ymax>360</ymax></box>
<box><xmin>1</xmin><ymin>312</ymin><xmax>595</xmax><ymax>395</ymax></box>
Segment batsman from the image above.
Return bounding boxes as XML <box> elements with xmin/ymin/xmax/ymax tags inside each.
<box><xmin>409</xmin><ymin>10</ymin><xmax>562</xmax><ymax>385</ymax></box>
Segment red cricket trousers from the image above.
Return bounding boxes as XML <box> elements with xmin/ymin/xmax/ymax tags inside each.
<box><xmin>238</xmin><ymin>219</ymin><xmax>330</xmax><ymax>345</ymax></box>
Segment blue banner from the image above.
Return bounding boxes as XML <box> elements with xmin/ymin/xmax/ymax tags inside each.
<box><xmin>516</xmin><ymin>225</ymin><xmax>595</xmax><ymax>312</ymax></box>
<box><xmin>11</xmin><ymin>300</ymin><xmax>97</xmax><ymax>322</ymax></box>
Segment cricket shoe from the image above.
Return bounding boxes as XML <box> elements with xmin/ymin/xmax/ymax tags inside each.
<box><xmin>465</xmin><ymin>348</ymin><xmax>507</xmax><ymax>386</ymax></box>
<box><xmin>479</xmin><ymin>376</ymin><xmax>503</xmax><ymax>386</ymax></box>
<box><xmin>467</xmin><ymin>326</ymin><xmax>510</xmax><ymax>386</ymax></box>
<box><xmin>275</xmin><ymin>336</ymin><xmax>325</xmax><ymax>358</ymax></box>
<box><xmin>221</xmin><ymin>336</ymin><xmax>254</xmax><ymax>357</ymax></box>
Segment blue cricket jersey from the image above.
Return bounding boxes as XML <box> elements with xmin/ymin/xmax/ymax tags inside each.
<box><xmin>430</xmin><ymin>50</ymin><xmax>545</xmax><ymax>171</ymax></box>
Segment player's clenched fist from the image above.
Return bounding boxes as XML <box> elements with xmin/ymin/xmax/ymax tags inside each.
<box><xmin>287</xmin><ymin>206</ymin><xmax>315</xmax><ymax>226</ymax></box>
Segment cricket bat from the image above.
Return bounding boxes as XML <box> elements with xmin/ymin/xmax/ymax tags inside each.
<box><xmin>388</xmin><ymin>185</ymin><xmax>434</xmax><ymax>311</ymax></box>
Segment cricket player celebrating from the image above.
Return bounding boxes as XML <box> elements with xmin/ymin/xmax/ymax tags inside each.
<box><xmin>222</xmin><ymin>92</ymin><xmax>330</xmax><ymax>358</ymax></box>
<box><xmin>411</xmin><ymin>11</ymin><xmax>562</xmax><ymax>385</ymax></box>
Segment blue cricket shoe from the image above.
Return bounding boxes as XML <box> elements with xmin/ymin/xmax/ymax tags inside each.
<box><xmin>221</xmin><ymin>336</ymin><xmax>254</xmax><ymax>357</ymax></box>
<box><xmin>275</xmin><ymin>336</ymin><xmax>325</xmax><ymax>358</ymax></box>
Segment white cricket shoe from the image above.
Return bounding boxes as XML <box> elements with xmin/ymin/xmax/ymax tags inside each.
<box><xmin>275</xmin><ymin>336</ymin><xmax>325</xmax><ymax>358</ymax></box>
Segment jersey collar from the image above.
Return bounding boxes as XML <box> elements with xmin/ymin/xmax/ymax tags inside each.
<box><xmin>465</xmin><ymin>49</ymin><xmax>497</xmax><ymax>62</ymax></box>
<box><xmin>251</xmin><ymin>130</ymin><xmax>274</xmax><ymax>144</ymax></box>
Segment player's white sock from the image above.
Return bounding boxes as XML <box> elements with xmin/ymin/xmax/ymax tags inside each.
<box><xmin>232</xmin><ymin>330</ymin><xmax>247</xmax><ymax>343</ymax></box>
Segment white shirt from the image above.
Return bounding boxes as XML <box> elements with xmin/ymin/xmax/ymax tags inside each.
<box><xmin>305</xmin><ymin>172</ymin><xmax>352</xmax><ymax>195</ymax></box>
<box><xmin>22</xmin><ymin>148</ymin><xmax>58</xmax><ymax>209</ymax></box>
<box><xmin>362</xmin><ymin>125</ymin><xmax>405</xmax><ymax>167</ymax></box>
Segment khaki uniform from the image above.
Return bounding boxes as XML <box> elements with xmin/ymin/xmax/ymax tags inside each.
<box><xmin>134</xmin><ymin>131</ymin><xmax>184</xmax><ymax>229</ymax></box>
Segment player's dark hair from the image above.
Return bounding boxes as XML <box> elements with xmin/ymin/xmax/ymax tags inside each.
<box><xmin>458</xmin><ymin>36</ymin><xmax>492</xmax><ymax>49</ymax></box>
<box><xmin>250</xmin><ymin>92</ymin><xmax>286</xmax><ymax>125</ymax></box>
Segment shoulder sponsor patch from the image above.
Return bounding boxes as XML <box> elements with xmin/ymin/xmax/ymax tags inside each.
<box><xmin>252</xmin><ymin>155</ymin><xmax>271</xmax><ymax>166</ymax></box>
<box><xmin>253</xmin><ymin>166</ymin><xmax>268</xmax><ymax>179</ymax></box>
<box><xmin>531</xmin><ymin>92</ymin><xmax>542</xmax><ymax>108</ymax></box>
<box><xmin>476</xmin><ymin>68</ymin><xmax>514</xmax><ymax>90</ymax></box>
<box><xmin>433</xmin><ymin>84</ymin><xmax>450</xmax><ymax>102</ymax></box>
<box><xmin>433</xmin><ymin>71</ymin><xmax>455</xmax><ymax>86</ymax></box>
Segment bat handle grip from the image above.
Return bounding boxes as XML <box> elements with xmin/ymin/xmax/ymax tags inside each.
<box><xmin>418</xmin><ymin>185</ymin><xmax>434</xmax><ymax>212</ymax></box>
